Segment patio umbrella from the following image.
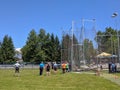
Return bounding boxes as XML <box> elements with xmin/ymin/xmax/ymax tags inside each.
<box><xmin>96</xmin><ymin>52</ymin><xmax>112</xmax><ymax>58</ymax></box>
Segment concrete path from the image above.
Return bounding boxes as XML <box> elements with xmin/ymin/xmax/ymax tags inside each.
<box><xmin>101</xmin><ymin>73</ymin><xmax>120</xmax><ymax>85</ymax></box>
<box><xmin>74</xmin><ymin>72</ymin><xmax>120</xmax><ymax>85</ymax></box>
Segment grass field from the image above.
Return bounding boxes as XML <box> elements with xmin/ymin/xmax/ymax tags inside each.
<box><xmin>0</xmin><ymin>69</ymin><xmax>120</xmax><ymax>90</ymax></box>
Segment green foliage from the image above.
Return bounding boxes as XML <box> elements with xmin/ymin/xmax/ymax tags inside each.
<box><xmin>37</xmin><ymin>29</ymin><xmax>50</xmax><ymax>62</ymax></box>
<box><xmin>96</xmin><ymin>27</ymin><xmax>118</xmax><ymax>54</ymax></box>
<box><xmin>62</xmin><ymin>34</ymin><xmax>71</xmax><ymax>61</ymax></box>
<box><xmin>22</xmin><ymin>29</ymin><xmax>61</xmax><ymax>63</ymax></box>
<box><xmin>49</xmin><ymin>34</ymin><xmax>61</xmax><ymax>62</ymax></box>
<box><xmin>22</xmin><ymin>29</ymin><xmax>38</xmax><ymax>63</ymax></box>
<box><xmin>0</xmin><ymin>35</ymin><xmax>15</xmax><ymax>64</ymax></box>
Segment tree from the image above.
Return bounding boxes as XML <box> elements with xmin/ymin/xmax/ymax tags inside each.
<box><xmin>96</xmin><ymin>27</ymin><xmax>117</xmax><ymax>54</ymax></box>
<box><xmin>54</xmin><ymin>36</ymin><xmax>61</xmax><ymax>62</ymax></box>
<box><xmin>0</xmin><ymin>41</ymin><xmax>2</xmax><ymax>63</ymax></box>
<box><xmin>0</xmin><ymin>35</ymin><xmax>15</xmax><ymax>64</ymax></box>
<box><xmin>21</xmin><ymin>29</ymin><xmax>38</xmax><ymax>63</ymax></box>
<box><xmin>49</xmin><ymin>34</ymin><xmax>61</xmax><ymax>62</ymax></box>
<box><xmin>36</xmin><ymin>29</ymin><xmax>48</xmax><ymax>62</ymax></box>
<box><xmin>22</xmin><ymin>28</ymin><xmax>61</xmax><ymax>63</ymax></box>
<box><xmin>61</xmin><ymin>34</ymin><xmax>71</xmax><ymax>62</ymax></box>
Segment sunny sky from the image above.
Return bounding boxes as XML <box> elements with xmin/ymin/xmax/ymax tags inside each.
<box><xmin>0</xmin><ymin>0</ymin><xmax>120</xmax><ymax>48</ymax></box>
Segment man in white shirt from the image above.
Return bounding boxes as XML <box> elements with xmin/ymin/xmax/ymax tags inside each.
<box><xmin>14</xmin><ymin>61</ymin><xmax>21</xmax><ymax>73</ymax></box>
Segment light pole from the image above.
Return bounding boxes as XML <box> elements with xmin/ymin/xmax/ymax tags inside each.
<box><xmin>70</xmin><ymin>21</ymin><xmax>74</xmax><ymax>71</ymax></box>
<box><xmin>112</xmin><ymin>12</ymin><xmax>120</xmax><ymax>63</ymax></box>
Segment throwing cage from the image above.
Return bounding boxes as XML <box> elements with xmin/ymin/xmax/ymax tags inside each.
<box><xmin>61</xmin><ymin>19</ymin><xmax>97</xmax><ymax>71</ymax></box>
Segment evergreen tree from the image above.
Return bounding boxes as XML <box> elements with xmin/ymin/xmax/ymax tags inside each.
<box><xmin>0</xmin><ymin>41</ymin><xmax>2</xmax><ymax>63</ymax></box>
<box><xmin>22</xmin><ymin>28</ymin><xmax>61</xmax><ymax>63</ymax></box>
<box><xmin>37</xmin><ymin>29</ymin><xmax>48</xmax><ymax>62</ymax></box>
<box><xmin>54</xmin><ymin>36</ymin><xmax>61</xmax><ymax>62</ymax></box>
<box><xmin>0</xmin><ymin>35</ymin><xmax>15</xmax><ymax>64</ymax></box>
<box><xmin>61</xmin><ymin>34</ymin><xmax>71</xmax><ymax>62</ymax></box>
<box><xmin>43</xmin><ymin>33</ymin><xmax>51</xmax><ymax>61</ymax></box>
<box><xmin>49</xmin><ymin>34</ymin><xmax>61</xmax><ymax>62</ymax></box>
<box><xmin>21</xmin><ymin>29</ymin><xmax>38</xmax><ymax>63</ymax></box>
<box><xmin>49</xmin><ymin>33</ymin><xmax>55</xmax><ymax>61</ymax></box>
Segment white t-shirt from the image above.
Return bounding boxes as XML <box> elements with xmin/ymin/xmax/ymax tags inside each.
<box><xmin>14</xmin><ymin>63</ymin><xmax>21</xmax><ymax>68</ymax></box>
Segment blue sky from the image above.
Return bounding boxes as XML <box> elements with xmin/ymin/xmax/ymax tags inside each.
<box><xmin>0</xmin><ymin>0</ymin><xmax>120</xmax><ymax>48</ymax></box>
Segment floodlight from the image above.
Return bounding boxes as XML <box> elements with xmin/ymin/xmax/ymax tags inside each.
<box><xmin>112</xmin><ymin>12</ymin><xmax>118</xmax><ymax>17</ymax></box>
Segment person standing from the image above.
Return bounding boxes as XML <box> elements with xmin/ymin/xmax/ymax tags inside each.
<box><xmin>66</xmin><ymin>62</ymin><xmax>69</xmax><ymax>72</ymax></box>
<box><xmin>39</xmin><ymin>62</ymin><xmax>44</xmax><ymax>75</ymax></box>
<box><xmin>111</xmin><ymin>62</ymin><xmax>115</xmax><ymax>73</ymax></box>
<box><xmin>14</xmin><ymin>61</ymin><xmax>21</xmax><ymax>76</ymax></box>
<box><xmin>51</xmin><ymin>62</ymin><xmax>54</xmax><ymax>69</ymax></box>
<box><xmin>53</xmin><ymin>62</ymin><xmax>58</xmax><ymax>74</ymax></box>
<box><xmin>108</xmin><ymin>62</ymin><xmax>112</xmax><ymax>73</ymax></box>
<box><xmin>61</xmin><ymin>62</ymin><xmax>66</xmax><ymax>73</ymax></box>
<box><xmin>115</xmin><ymin>63</ymin><xmax>117</xmax><ymax>72</ymax></box>
<box><xmin>46</xmin><ymin>63</ymin><xmax>51</xmax><ymax>76</ymax></box>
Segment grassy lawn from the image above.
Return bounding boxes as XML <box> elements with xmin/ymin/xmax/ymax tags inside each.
<box><xmin>0</xmin><ymin>69</ymin><xmax>120</xmax><ymax>90</ymax></box>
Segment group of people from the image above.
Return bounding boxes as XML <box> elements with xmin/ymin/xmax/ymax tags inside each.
<box><xmin>39</xmin><ymin>61</ymin><xmax>71</xmax><ymax>76</ymax></box>
<box><xmin>13</xmin><ymin>61</ymin><xmax>71</xmax><ymax>76</ymax></box>
<box><xmin>13</xmin><ymin>61</ymin><xmax>58</xmax><ymax>76</ymax></box>
<box><xmin>39</xmin><ymin>62</ymin><xmax>58</xmax><ymax>76</ymax></box>
<box><xmin>61</xmin><ymin>62</ymin><xmax>70</xmax><ymax>73</ymax></box>
<box><xmin>13</xmin><ymin>61</ymin><xmax>119</xmax><ymax>77</ymax></box>
<box><xmin>108</xmin><ymin>62</ymin><xmax>117</xmax><ymax>73</ymax></box>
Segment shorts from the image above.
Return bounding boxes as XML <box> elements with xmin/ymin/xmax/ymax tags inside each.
<box><xmin>54</xmin><ymin>67</ymin><xmax>57</xmax><ymax>71</ymax></box>
<box><xmin>46</xmin><ymin>68</ymin><xmax>50</xmax><ymax>72</ymax></box>
<box><xmin>15</xmin><ymin>67</ymin><xmax>19</xmax><ymax>73</ymax></box>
